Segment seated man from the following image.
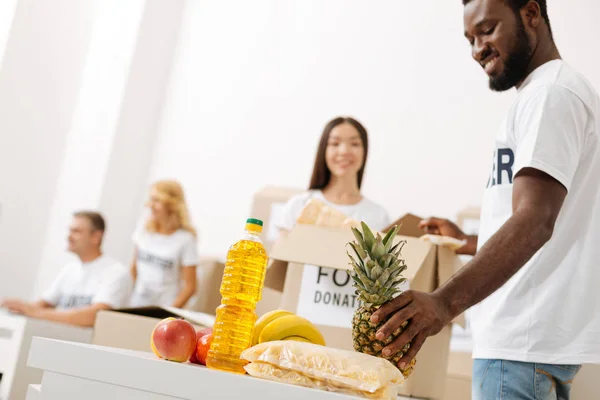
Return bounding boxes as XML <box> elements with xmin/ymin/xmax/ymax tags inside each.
<box><xmin>1</xmin><ymin>211</ymin><xmax>133</xmax><ymax>327</ymax></box>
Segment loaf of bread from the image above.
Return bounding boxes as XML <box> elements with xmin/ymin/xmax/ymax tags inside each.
<box><xmin>242</xmin><ymin>341</ymin><xmax>403</xmax><ymax>399</ymax></box>
<box><xmin>419</xmin><ymin>234</ymin><xmax>467</xmax><ymax>250</ymax></box>
<box><xmin>296</xmin><ymin>198</ymin><xmax>360</xmax><ymax>229</ymax></box>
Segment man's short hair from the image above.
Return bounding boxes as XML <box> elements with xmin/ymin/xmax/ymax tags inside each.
<box><xmin>462</xmin><ymin>0</ymin><xmax>552</xmax><ymax>37</ymax></box>
<box><xmin>74</xmin><ymin>211</ymin><xmax>106</xmax><ymax>232</ymax></box>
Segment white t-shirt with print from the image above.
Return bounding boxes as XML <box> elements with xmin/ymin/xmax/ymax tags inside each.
<box><xmin>130</xmin><ymin>228</ymin><xmax>200</xmax><ymax>307</ymax></box>
<box><xmin>42</xmin><ymin>254</ymin><xmax>133</xmax><ymax>310</ymax></box>
<box><xmin>275</xmin><ymin>190</ymin><xmax>391</xmax><ymax>328</ymax></box>
<box><xmin>276</xmin><ymin>189</ymin><xmax>391</xmax><ymax>232</ymax></box>
<box><xmin>470</xmin><ymin>60</ymin><xmax>600</xmax><ymax>364</ymax></box>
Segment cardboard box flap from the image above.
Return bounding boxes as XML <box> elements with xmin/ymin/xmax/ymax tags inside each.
<box><xmin>112</xmin><ymin>306</ymin><xmax>215</xmax><ymax>327</ymax></box>
<box><xmin>250</xmin><ymin>185</ymin><xmax>304</xmax><ymax>251</ymax></box>
<box><xmin>438</xmin><ymin>248</ymin><xmax>467</xmax><ymax>328</ymax></box>
<box><xmin>270</xmin><ymin>224</ymin><xmax>435</xmax><ymax>280</ymax></box>
<box><xmin>438</xmin><ymin>248</ymin><xmax>465</xmax><ymax>286</ymax></box>
<box><xmin>252</xmin><ymin>185</ymin><xmax>303</xmax><ymax>201</ymax></box>
<box><xmin>385</xmin><ymin>213</ymin><xmax>426</xmax><ymax>238</ymax></box>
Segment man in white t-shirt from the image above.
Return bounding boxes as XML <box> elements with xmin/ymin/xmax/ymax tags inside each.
<box><xmin>369</xmin><ymin>1</ymin><xmax>600</xmax><ymax>399</ymax></box>
<box><xmin>1</xmin><ymin>211</ymin><xmax>132</xmax><ymax>327</ymax></box>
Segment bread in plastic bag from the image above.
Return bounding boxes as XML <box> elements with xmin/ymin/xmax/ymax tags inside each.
<box><xmin>296</xmin><ymin>198</ymin><xmax>359</xmax><ymax>229</ymax></box>
<box><xmin>244</xmin><ymin>362</ymin><xmax>397</xmax><ymax>400</ymax></box>
<box><xmin>296</xmin><ymin>198</ymin><xmax>323</xmax><ymax>225</ymax></box>
<box><xmin>240</xmin><ymin>340</ymin><xmax>404</xmax><ymax>394</ymax></box>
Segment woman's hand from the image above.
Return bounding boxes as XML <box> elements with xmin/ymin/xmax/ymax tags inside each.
<box><xmin>419</xmin><ymin>217</ymin><xmax>478</xmax><ymax>255</ymax></box>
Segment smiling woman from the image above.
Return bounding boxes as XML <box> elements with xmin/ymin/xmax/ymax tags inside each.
<box><xmin>266</xmin><ymin>117</ymin><xmax>392</xmax><ymax>299</ymax></box>
<box><xmin>274</xmin><ymin>116</ymin><xmax>391</xmax><ymax>235</ymax></box>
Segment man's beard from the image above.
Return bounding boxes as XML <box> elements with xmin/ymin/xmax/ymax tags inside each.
<box><xmin>489</xmin><ymin>19</ymin><xmax>534</xmax><ymax>92</ymax></box>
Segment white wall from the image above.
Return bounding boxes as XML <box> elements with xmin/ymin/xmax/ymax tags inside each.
<box><xmin>31</xmin><ymin>0</ymin><xmax>147</xmax><ymax>297</ymax></box>
<box><xmin>31</xmin><ymin>0</ymin><xmax>185</xmax><ymax>299</ymax></box>
<box><xmin>0</xmin><ymin>0</ymin><xmax>185</xmax><ymax>300</ymax></box>
<box><xmin>149</xmin><ymin>0</ymin><xmax>600</xmax><ymax>258</ymax></box>
<box><xmin>0</xmin><ymin>0</ymin><xmax>101</xmax><ymax>299</ymax></box>
<box><xmin>98</xmin><ymin>0</ymin><xmax>185</xmax><ymax>267</ymax></box>
<box><xmin>0</xmin><ymin>0</ymin><xmax>18</xmax><ymax>64</ymax></box>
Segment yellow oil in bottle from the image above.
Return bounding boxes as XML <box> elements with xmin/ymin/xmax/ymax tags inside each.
<box><xmin>206</xmin><ymin>218</ymin><xmax>268</xmax><ymax>374</ymax></box>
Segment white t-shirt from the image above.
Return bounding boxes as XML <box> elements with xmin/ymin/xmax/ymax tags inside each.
<box><xmin>470</xmin><ymin>60</ymin><xmax>600</xmax><ymax>364</ymax></box>
<box><xmin>42</xmin><ymin>255</ymin><xmax>133</xmax><ymax>310</ymax></box>
<box><xmin>130</xmin><ymin>228</ymin><xmax>200</xmax><ymax>307</ymax></box>
<box><xmin>276</xmin><ymin>189</ymin><xmax>391</xmax><ymax>232</ymax></box>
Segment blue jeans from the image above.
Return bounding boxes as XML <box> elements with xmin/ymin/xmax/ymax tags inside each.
<box><xmin>472</xmin><ymin>359</ymin><xmax>581</xmax><ymax>400</ymax></box>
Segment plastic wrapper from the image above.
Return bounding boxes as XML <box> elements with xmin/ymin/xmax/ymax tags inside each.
<box><xmin>240</xmin><ymin>341</ymin><xmax>404</xmax><ymax>394</ymax></box>
<box><xmin>419</xmin><ymin>233</ymin><xmax>467</xmax><ymax>251</ymax></box>
<box><xmin>244</xmin><ymin>362</ymin><xmax>397</xmax><ymax>400</ymax></box>
<box><xmin>296</xmin><ymin>198</ymin><xmax>360</xmax><ymax>229</ymax></box>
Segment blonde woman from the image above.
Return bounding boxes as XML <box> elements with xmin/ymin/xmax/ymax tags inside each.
<box><xmin>129</xmin><ymin>180</ymin><xmax>199</xmax><ymax>308</ymax></box>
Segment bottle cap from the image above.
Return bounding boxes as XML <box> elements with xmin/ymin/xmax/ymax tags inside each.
<box><xmin>246</xmin><ymin>218</ymin><xmax>263</xmax><ymax>233</ymax></box>
<box><xmin>246</xmin><ymin>218</ymin><xmax>263</xmax><ymax>226</ymax></box>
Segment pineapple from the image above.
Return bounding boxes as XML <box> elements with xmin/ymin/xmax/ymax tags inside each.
<box><xmin>347</xmin><ymin>222</ymin><xmax>416</xmax><ymax>378</ymax></box>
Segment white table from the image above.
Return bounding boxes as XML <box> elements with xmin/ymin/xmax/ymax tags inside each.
<box><xmin>26</xmin><ymin>337</ymin><xmax>415</xmax><ymax>400</ymax></box>
<box><xmin>0</xmin><ymin>311</ymin><xmax>92</xmax><ymax>400</ymax></box>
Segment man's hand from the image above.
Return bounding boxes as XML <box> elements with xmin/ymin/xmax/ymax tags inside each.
<box><xmin>419</xmin><ymin>217</ymin><xmax>478</xmax><ymax>255</ymax></box>
<box><xmin>1</xmin><ymin>299</ymin><xmax>35</xmax><ymax>316</ymax></box>
<box><xmin>370</xmin><ymin>291</ymin><xmax>452</xmax><ymax>369</ymax></box>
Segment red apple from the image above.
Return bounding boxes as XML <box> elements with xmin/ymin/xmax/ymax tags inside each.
<box><xmin>197</xmin><ymin>327</ymin><xmax>212</xmax><ymax>337</ymax></box>
<box><xmin>150</xmin><ymin>317</ymin><xmax>176</xmax><ymax>358</ymax></box>
<box><xmin>196</xmin><ymin>330</ymin><xmax>213</xmax><ymax>366</ymax></box>
<box><xmin>188</xmin><ymin>328</ymin><xmax>212</xmax><ymax>364</ymax></box>
<box><xmin>151</xmin><ymin>318</ymin><xmax>197</xmax><ymax>362</ymax></box>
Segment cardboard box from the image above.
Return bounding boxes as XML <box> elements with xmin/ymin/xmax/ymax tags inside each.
<box><xmin>443</xmin><ymin>351</ymin><xmax>473</xmax><ymax>400</ymax></box>
<box><xmin>249</xmin><ymin>185</ymin><xmax>304</xmax><ymax>253</ymax></box>
<box><xmin>572</xmin><ymin>364</ymin><xmax>600</xmax><ymax>400</ymax></box>
<box><xmin>188</xmin><ymin>256</ymin><xmax>225</xmax><ymax>315</ymax></box>
<box><xmin>249</xmin><ymin>185</ymin><xmax>304</xmax><ymax>316</ymax></box>
<box><xmin>92</xmin><ymin>307</ymin><xmax>214</xmax><ymax>353</ymax></box>
<box><xmin>265</xmin><ymin>213</ymin><xmax>466</xmax><ymax>399</ymax></box>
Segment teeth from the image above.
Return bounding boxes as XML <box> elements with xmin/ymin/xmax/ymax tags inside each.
<box><xmin>484</xmin><ymin>57</ymin><xmax>497</xmax><ymax>71</ymax></box>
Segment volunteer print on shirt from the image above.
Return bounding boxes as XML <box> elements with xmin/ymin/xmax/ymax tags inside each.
<box><xmin>486</xmin><ymin>148</ymin><xmax>515</xmax><ymax>188</ymax></box>
<box><xmin>42</xmin><ymin>255</ymin><xmax>133</xmax><ymax>310</ymax></box>
<box><xmin>130</xmin><ymin>228</ymin><xmax>200</xmax><ymax>307</ymax></box>
<box><xmin>137</xmin><ymin>249</ymin><xmax>175</xmax><ymax>270</ymax></box>
<box><xmin>470</xmin><ymin>60</ymin><xmax>600</xmax><ymax>364</ymax></box>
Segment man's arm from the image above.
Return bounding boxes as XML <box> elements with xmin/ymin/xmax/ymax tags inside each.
<box><xmin>2</xmin><ymin>299</ymin><xmax>53</xmax><ymax>311</ymax></box>
<box><xmin>34</xmin><ymin>299</ymin><xmax>54</xmax><ymax>309</ymax></box>
<box><xmin>435</xmin><ymin>168</ymin><xmax>566</xmax><ymax>318</ymax></box>
<box><xmin>371</xmin><ymin>167</ymin><xmax>567</xmax><ymax>368</ymax></box>
<box><xmin>28</xmin><ymin>303</ymin><xmax>111</xmax><ymax>327</ymax></box>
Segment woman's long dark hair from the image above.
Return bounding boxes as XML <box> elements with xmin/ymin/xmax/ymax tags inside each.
<box><xmin>308</xmin><ymin>117</ymin><xmax>369</xmax><ymax>190</ymax></box>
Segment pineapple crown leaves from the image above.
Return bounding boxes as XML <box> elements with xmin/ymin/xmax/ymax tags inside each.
<box><xmin>346</xmin><ymin>221</ymin><xmax>409</xmax><ymax>307</ymax></box>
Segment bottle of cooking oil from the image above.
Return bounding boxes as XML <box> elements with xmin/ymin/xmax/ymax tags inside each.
<box><xmin>206</xmin><ymin>218</ymin><xmax>269</xmax><ymax>374</ymax></box>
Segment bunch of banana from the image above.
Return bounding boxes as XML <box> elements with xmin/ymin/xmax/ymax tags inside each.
<box><xmin>252</xmin><ymin>310</ymin><xmax>326</xmax><ymax>346</ymax></box>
